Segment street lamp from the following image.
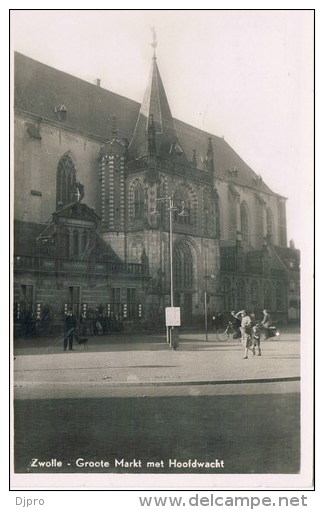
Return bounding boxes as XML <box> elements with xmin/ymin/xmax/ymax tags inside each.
<box><xmin>151</xmin><ymin>195</ymin><xmax>187</xmax><ymax>344</ymax></box>
<box><xmin>204</xmin><ymin>274</ymin><xmax>216</xmax><ymax>342</ymax></box>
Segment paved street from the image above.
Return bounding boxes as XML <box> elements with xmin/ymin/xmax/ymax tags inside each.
<box><xmin>13</xmin><ymin>328</ymin><xmax>301</xmax><ymax>475</ymax></box>
<box><xmin>14</xmin><ymin>328</ymin><xmax>300</xmax><ymax>391</ymax></box>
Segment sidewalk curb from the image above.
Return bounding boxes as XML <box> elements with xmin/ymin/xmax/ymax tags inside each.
<box><xmin>80</xmin><ymin>375</ymin><xmax>301</xmax><ymax>387</ymax></box>
<box><xmin>15</xmin><ymin>376</ymin><xmax>300</xmax><ymax>389</ymax></box>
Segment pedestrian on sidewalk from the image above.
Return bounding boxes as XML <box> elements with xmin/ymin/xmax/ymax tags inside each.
<box><xmin>261</xmin><ymin>309</ymin><xmax>272</xmax><ymax>340</ymax></box>
<box><xmin>63</xmin><ymin>311</ymin><xmax>77</xmax><ymax>351</ymax></box>
<box><xmin>237</xmin><ymin>310</ymin><xmax>253</xmax><ymax>359</ymax></box>
<box><xmin>251</xmin><ymin>315</ymin><xmax>262</xmax><ymax>357</ymax></box>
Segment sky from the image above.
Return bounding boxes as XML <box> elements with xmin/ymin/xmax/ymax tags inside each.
<box><xmin>10</xmin><ymin>9</ymin><xmax>314</xmax><ymax>251</ymax></box>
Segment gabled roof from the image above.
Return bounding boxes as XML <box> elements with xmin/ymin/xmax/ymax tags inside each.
<box><xmin>14</xmin><ymin>52</ymin><xmax>282</xmax><ymax>197</ymax></box>
<box><xmin>53</xmin><ymin>201</ymin><xmax>101</xmax><ymax>224</ymax></box>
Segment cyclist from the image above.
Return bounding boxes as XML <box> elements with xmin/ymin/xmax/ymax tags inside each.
<box><xmin>261</xmin><ymin>309</ymin><xmax>272</xmax><ymax>339</ymax></box>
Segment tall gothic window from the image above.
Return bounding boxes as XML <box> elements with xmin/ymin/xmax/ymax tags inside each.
<box><xmin>56</xmin><ymin>154</ymin><xmax>76</xmax><ymax>209</ymax></box>
<box><xmin>266</xmin><ymin>208</ymin><xmax>273</xmax><ymax>236</ymax></box>
<box><xmin>276</xmin><ymin>281</ymin><xmax>284</xmax><ymax>311</ymax></box>
<box><xmin>250</xmin><ymin>280</ymin><xmax>259</xmax><ymax>310</ymax></box>
<box><xmin>222</xmin><ymin>278</ymin><xmax>232</xmax><ymax>311</ymax></box>
<box><xmin>202</xmin><ymin>188</ymin><xmax>215</xmax><ymax>236</ymax></box>
<box><xmin>72</xmin><ymin>229</ymin><xmax>79</xmax><ymax>257</ymax></box>
<box><xmin>236</xmin><ymin>279</ymin><xmax>246</xmax><ymax>309</ymax></box>
<box><xmin>81</xmin><ymin>230</ymin><xmax>89</xmax><ymax>255</ymax></box>
<box><xmin>278</xmin><ymin>200</ymin><xmax>287</xmax><ymax>246</ymax></box>
<box><xmin>173</xmin><ymin>187</ymin><xmax>191</xmax><ymax>224</ymax></box>
<box><xmin>240</xmin><ymin>203</ymin><xmax>249</xmax><ymax>243</ymax></box>
<box><xmin>174</xmin><ymin>242</ymin><xmax>193</xmax><ymax>289</ymax></box>
<box><xmin>264</xmin><ymin>282</ymin><xmax>273</xmax><ymax>309</ymax></box>
<box><xmin>134</xmin><ymin>182</ymin><xmax>144</xmax><ymax>219</ymax></box>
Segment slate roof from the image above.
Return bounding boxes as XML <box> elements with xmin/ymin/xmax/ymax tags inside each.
<box><xmin>14</xmin><ymin>52</ymin><xmax>282</xmax><ymax>197</ymax></box>
<box><xmin>128</xmin><ymin>57</ymin><xmax>189</xmax><ymax>164</ymax></box>
<box><xmin>14</xmin><ymin>52</ymin><xmax>139</xmax><ymax>141</ymax></box>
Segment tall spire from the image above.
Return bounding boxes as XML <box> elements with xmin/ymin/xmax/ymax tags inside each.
<box><xmin>128</xmin><ymin>32</ymin><xmax>188</xmax><ymax>162</ymax></box>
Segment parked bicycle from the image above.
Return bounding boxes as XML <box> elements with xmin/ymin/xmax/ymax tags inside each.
<box><xmin>216</xmin><ymin>321</ymin><xmax>241</xmax><ymax>342</ymax></box>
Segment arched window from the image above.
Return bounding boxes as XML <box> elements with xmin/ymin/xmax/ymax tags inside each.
<box><xmin>134</xmin><ymin>182</ymin><xmax>144</xmax><ymax>219</ymax></box>
<box><xmin>81</xmin><ymin>230</ymin><xmax>88</xmax><ymax>255</ymax></box>
<box><xmin>236</xmin><ymin>279</ymin><xmax>246</xmax><ymax>309</ymax></box>
<box><xmin>250</xmin><ymin>280</ymin><xmax>259</xmax><ymax>310</ymax></box>
<box><xmin>72</xmin><ymin>229</ymin><xmax>79</xmax><ymax>257</ymax></box>
<box><xmin>266</xmin><ymin>208</ymin><xmax>273</xmax><ymax>236</ymax></box>
<box><xmin>276</xmin><ymin>281</ymin><xmax>284</xmax><ymax>311</ymax></box>
<box><xmin>56</xmin><ymin>155</ymin><xmax>76</xmax><ymax>208</ymax></box>
<box><xmin>130</xmin><ymin>237</ymin><xmax>144</xmax><ymax>263</ymax></box>
<box><xmin>222</xmin><ymin>277</ymin><xmax>232</xmax><ymax>311</ymax></box>
<box><xmin>173</xmin><ymin>188</ymin><xmax>191</xmax><ymax>224</ymax></box>
<box><xmin>264</xmin><ymin>282</ymin><xmax>273</xmax><ymax>309</ymax></box>
<box><xmin>174</xmin><ymin>242</ymin><xmax>193</xmax><ymax>289</ymax></box>
<box><xmin>240</xmin><ymin>203</ymin><xmax>249</xmax><ymax>243</ymax></box>
<box><xmin>202</xmin><ymin>188</ymin><xmax>215</xmax><ymax>236</ymax></box>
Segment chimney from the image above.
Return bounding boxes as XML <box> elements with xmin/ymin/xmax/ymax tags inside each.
<box><xmin>95</xmin><ymin>78</ymin><xmax>101</xmax><ymax>87</ymax></box>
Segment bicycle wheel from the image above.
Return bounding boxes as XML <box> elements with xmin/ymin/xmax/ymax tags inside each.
<box><xmin>217</xmin><ymin>330</ymin><xmax>230</xmax><ymax>342</ymax></box>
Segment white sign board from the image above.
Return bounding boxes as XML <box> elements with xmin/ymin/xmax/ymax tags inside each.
<box><xmin>165</xmin><ymin>307</ymin><xmax>181</xmax><ymax>326</ymax></box>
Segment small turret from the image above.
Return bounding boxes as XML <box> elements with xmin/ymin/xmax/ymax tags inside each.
<box><xmin>111</xmin><ymin>114</ymin><xmax>118</xmax><ymax>137</ymax></box>
<box><xmin>205</xmin><ymin>137</ymin><xmax>214</xmax><ymax>174</ymax></box>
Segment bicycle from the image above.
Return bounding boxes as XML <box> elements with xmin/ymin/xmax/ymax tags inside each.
<box><xmin>216</xmin><ymin>321</ymin><xmax>241</xmax><ymax>342</ymax></box>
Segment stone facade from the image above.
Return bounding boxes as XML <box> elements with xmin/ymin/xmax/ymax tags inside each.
<box><xmin>13</xmin><ymin>50</ymin><xmax>300</xmax><ymax>335</ymax></box>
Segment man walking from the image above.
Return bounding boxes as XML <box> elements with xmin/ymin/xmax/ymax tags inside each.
<box><xmin>63</xmin><ymin>311</ymin><xmax>77</xmax><ymax>351</ymax></box>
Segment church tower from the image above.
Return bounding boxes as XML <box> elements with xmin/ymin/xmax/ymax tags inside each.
<box><xmin>125</xmin><ymin>33</ymin><xmax>220</xmax><ymax>325</ymax></box>
<box><xmin>99</xmin><ymin>116</ymin><xmax>127</xmax><ymax>257</ymax></box>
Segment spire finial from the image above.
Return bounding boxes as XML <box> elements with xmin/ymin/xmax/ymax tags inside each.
<box><xmin>150</xmin><ymin>26</ymin><xmax>157</xmax><ymax>59</ymax></box>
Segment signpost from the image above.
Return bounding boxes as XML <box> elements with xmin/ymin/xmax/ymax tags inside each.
<box><xmin>165</xmin><ymin>307</ymin><xmax>181</xmax><ymax>327</ymax></box>
<box><xmin>165</xmin><ymin>307</ymin><xmax>181</xmax><ymax>345</ymax></box>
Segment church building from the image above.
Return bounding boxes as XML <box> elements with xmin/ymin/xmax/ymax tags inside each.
<box><xmin>13</xmin><ymin>45</ymin><xmax>300</xmax><ymax>335</ymax></box>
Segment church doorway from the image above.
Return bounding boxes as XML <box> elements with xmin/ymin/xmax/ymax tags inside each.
<box><xmin>183</xmin><ymin>293</ymin><xmax>193</xmax><ymax>324</ymax></box>
<box><xmin>174</xmin><ymin>240</ymin><xmax>195</xmax><ymax>326</ymax></box>
<box><xmin>174</xmin><ymin>292</ymin><xmax>193</xmax><ymax>326</ymax></box>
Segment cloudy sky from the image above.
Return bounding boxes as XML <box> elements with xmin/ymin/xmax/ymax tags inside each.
<box><xmin>10</xmin><ymin>9</ymin><xmax>313</xmax><ymax>251</ymax></box>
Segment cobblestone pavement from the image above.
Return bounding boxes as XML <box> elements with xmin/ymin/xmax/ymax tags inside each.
<box><xmin>13</xmin><ymin>329</ymin><xmax>300</xmax><ymax>399</ymax></box>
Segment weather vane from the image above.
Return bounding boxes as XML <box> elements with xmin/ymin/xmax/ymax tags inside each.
<box><xmin>151</xmin><ymin>26</ymin><xmax>157</xmax><ymax>58</ymax></box>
